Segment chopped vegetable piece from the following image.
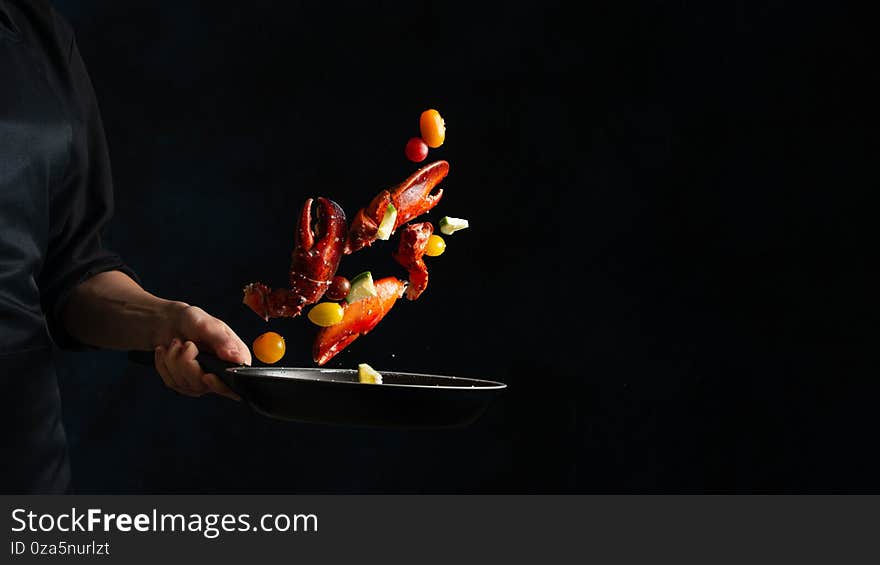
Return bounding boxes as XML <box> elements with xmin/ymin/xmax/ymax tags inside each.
<box><xmin>307</xmin><ymin>302</ymin><xmax>344</xmax><ymax>327</ymax></box>
<box><xmin>438</xmin><ymin>216</ymin><xmax>469</xmax><ymax>235</ymax></box>
<box><xmin>419</xmin><ymin>109</ymin><xmax>446</xmax><ymax>148</ymax></box>
<box><xmin>404</xmin><ymin>137</ymin><xmax>429</xmax><ymax>162</ymax></box>
<box><xmin>424</xmin><ymin>234</ymin><xmax>446</xmax><ymax>257</ymax></box>
<box><xmin>358</xmin><ymin>363</ymin><xmax>383</xmax><ymax>384</ymax></box>
<box><xmin>325</xmin><ymin>276</ymin><xmax>351</xmax><ymax>301</ymax></box>
<box><xmin>376</xmin><ymin>204</ymin><xmax>398</xmax><ymax>241</ymax></box>
<box><xmin>252</xmin><ymin>332</ymin><xmax>286</xmax><ymax>364</ymax></box>
<box><xmin>346</xmin><ymin>271</ymin><xmax>379</xmax><ymax>303</ymax></box>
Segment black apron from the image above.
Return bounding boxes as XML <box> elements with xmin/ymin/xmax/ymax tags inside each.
<box><xmin>0</xmin><ymin>11</ymin><xmax>71</xmax><ymax>493</ymax></box>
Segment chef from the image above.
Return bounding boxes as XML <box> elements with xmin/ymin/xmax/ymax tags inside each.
<box><xmin>0</xmin><ymin>0</ymin><xmax>250</xmax><ymax>493</ymax></box>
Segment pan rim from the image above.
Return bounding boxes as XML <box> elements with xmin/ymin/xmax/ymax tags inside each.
<box><xmin>223</xmin><ymin>366</ymin><xmax>507</xmax><ymax>391</ymax></box>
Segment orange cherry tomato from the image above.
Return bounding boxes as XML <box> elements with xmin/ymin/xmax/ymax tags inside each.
<box><xmin>419</xmin><ymin>109</ymin><xmax>446</xmax><ymax>148</ymax></box>
<box><xmin>424</xmin><ymin>234</ymin><xmax>446</xmax><ymax>257</ymax></box>
<box><xmin>252</xmin><ymin>331</ymin><xmax>286</xmax><ymax>364</ymax></box>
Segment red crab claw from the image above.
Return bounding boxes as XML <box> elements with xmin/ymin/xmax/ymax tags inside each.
<box><xmin>242</xmin><ymin>283</ymin><xmax>298</xmax><ymax>321</ymax></box>
<box><xmin>313</xmin><ymin>276</ymin><xmax>407</xmax><ymax>365</ymax></box>
<box><xmin>344</xmin><ymin>160</ymin><xmax>448</xmax><ymax>254</ymax></box>
<box><xmin>344</xmin><ymin>190</ymin><xmax>392</xmax><ymax>254</ymax></box>
<box><xmin>243</xmin><ymin>197</ymin><xmax>347</xmax><ymax>320</ymax></box>
<box><xmin>391</xmin><ymin>160</ymin><xmax>448</xmax><ymax>228</ymax></box>
<box><xmin>392</xmin><ymin>222</ymin><xmax>432</xmax><ymax>301</ymax></box>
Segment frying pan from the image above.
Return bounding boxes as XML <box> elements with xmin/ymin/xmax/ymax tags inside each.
<box><xmin>129</xmin><ymin>351</ymin><xmax>506</xmax><ymax>429</ymax></box>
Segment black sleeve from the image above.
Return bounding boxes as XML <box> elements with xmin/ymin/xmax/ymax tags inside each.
<box><xmin>39</xmin><ymin>33</ymin><xmax>139</xmax><ymax>350</ymax></box>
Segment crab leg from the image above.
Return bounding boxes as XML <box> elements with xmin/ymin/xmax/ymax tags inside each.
<box><xmin>392</xmin><ymin>222</ymin><xmax>433</xmax><ymax>301</ymax></box>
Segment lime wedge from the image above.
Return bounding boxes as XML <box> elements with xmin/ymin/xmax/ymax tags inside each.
<box><xmin>438</xmin><ymin>216</ymin><xmax>469</xmax><ymax>235</ymax></box>
<box><xmin>346</xmin><ymin>271</ymin><xmax>378</xmax><ymax>304</ymax></box>
<box><xmin>376</xmin><ymin>203</ymin><xmax>397</xmax><ymax>240</ymax></box>
<box><xmin>358</xmin><ymin>363</ymin><xmax>383</xmax><ymax>384</ymax></box>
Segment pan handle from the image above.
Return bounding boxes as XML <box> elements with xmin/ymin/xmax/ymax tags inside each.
<box><xmin>194</xmin><ymin>351</ymin><xmax>240</xmax><ymax>378</ymax></box>
<box><xmin>126</xmin><ymin>350</ymin><xmax>246</xmax><ymax>399</ymax></box>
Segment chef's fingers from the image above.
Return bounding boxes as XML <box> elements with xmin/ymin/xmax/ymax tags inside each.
<box><xmin>201</xmin><ymin>372</ymin><xmax>241</xmax><ymax>402</ymax></box>
<box><xmin>178</xmin><ymin>338</ymin><xmax>241</xmax><ymax>401</ymax></box>
<box><xmin>154</xmin><ymin>345</ymin><xmax>177</xmax><ymax>390</ymax></box>
<box><xmin>168</xmin><ymin>340</ymin><xmax>209</xmax><ymax>396</ymax></box>
<box><xmin>184</xmin><ymin>308</ymin><xmax>252</xmax><ymax>366</ymax></box>
<box><xmin>222</xmin><ymin>330</ymin><xmax>252</xmax><ymax>366</ymax></box>
<box><xmin>205</xmin><ymin>321</ymin><xmax>251</xmax><ymax>366</ymax></box>
<box><xmin>161</xmin><ymin>339</ymin><xmax>201</xmax><ymax>397</ymax></box>
<box><xmin>157</xmin><ymin>338</ymin><xmax>238</xmax><ymax>401</ymax></box>
<box><xmin>174</xmin><ymin>339</ymin><xmax>239</xmax><ymax>400</ymax></box>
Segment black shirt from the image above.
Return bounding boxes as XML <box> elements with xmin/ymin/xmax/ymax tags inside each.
<box><xmin>0</xmin><ymin>0</ymin><xmax>136</xmax><ymax>493</ymax></box>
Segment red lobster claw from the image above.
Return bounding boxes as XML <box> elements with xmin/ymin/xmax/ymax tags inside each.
<box><xmin>313</xmin><ymin>276</ymin><xmax>407</xmax><ymax>365</ymax></box>
<box><xmin>344</xmin><ymin>160</ymin><xmax>448</xmax><ymax>254</ymax></box>
<box><xmin>243</xmin><ymin>197</ymin><xmax>347</xmax><ymax>320</ymax></box>
<box><xmin>344</xmin><ymin>190</ymin><xmax>392</xmax><ymax>255</ymax></box>
<box><xmin>392</xmin><ymin>222</ymin><xmax>433</xmax><ymax>301</ymax></box>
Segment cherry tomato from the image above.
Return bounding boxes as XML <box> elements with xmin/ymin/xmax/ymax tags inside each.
<box><xmin>308</xmin><ymin>302</ymin><xmax>344</xmax><ymax>327</ymax></box>
<box><xmin>404</xmin><ymin>137</ymin><xmax>429</xmax><ymax>162</ymax></box>
<box><xmin>252</xmin><ymin>332</ymin><xmax>286</xmax><ymax>364</ymax></box>
<box><xmin>419</xmin><ymin>109</ymin><xmax>446</xmax><ymax>148</ymax></box>
<box><xmin>424</xmin><ymin>234</ymin><xmax>446</xmax><ymax>256</ymax></box>
<box><xmin>326</xmin><ymin>276</ymin><xmax>351</xmax><ymax>301</ymax></box>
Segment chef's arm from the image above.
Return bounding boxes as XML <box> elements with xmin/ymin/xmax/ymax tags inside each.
<box><xmin>61</xmin><ymin>270</ymin><xmax>249</xmax><ymax>399</ymax></box>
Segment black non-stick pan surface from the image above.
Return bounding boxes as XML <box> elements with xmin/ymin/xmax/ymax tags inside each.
<box><xmin>129</xmin><ymin>351</ymin><xmax>506</xmax><ymax>429</ymax></box>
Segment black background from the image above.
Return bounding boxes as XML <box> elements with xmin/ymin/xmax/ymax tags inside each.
<box><xmin>50</xmin><ymin>1</ymin><xmax>875</xmax><ymax>493</ymax></box>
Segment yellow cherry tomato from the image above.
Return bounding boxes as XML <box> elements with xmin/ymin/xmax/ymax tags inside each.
<box><xmin>252</xmin><ymin>332</ymin><xmax>286</xmax><ymax>364</ymax></box>
<box><xmin>308</xmin><ymin>302</ymin><xmax>344</xmax><ymax>327</ymax></box>
<box><xmin>424</xmin><ymin>234</ymin><xmax>446</xmax><ymax>257</ymax></box>
<box><xmin>419</xmin><ymin>109</ymin><xmax>446</xmax><ymax>148</ymax></box>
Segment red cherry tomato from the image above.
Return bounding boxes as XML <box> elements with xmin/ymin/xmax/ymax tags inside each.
<box><xmin>404</xmin><ymin>137</ymin><xmax>429</xmax><ymax>162</ymax></box>
<box><xmin>325</xmin><ymin>276</ymin><xmax>351</xmax><ymax>301</ymax></box>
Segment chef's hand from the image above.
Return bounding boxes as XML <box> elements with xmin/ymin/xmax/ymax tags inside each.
<box><xmin>154</xmin><ymin>305</ymin><xmax>251</xmax><ymax>400</ymax></box>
